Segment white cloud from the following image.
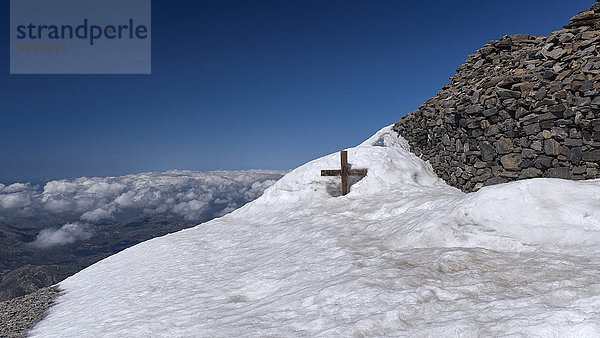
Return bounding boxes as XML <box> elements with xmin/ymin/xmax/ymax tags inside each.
<box><xmin>0</xmin><ymin>170</ymin><xmax>285</xmax><ymax>223</ymax></box>
<box><xmin>3</xmin><ymin>183</ymin><xmax>28</xmax><ymax>193</ymax></box>
<box><xmin>42</xmin><ymin>198</ymin><xmax>72</xmax><ymax>213</ymax></box>
<box><xmin>0</xmin><ymin>189</ymin><xmax>32</xmax><ymax>209</ymax></box>
<box><xmin>30</xmin><ymin>222</ymin><xmax>95</xmax><ymax>249</ymax></box>
<box><xmin>43</xmin><ymin>180</ymin><xmax>77</xmax><ymax>195</ymax></box>
<box><xmin>80</xmin><ymin>205</ymin><xmax>118</xmax><ymax>222</ymax></box>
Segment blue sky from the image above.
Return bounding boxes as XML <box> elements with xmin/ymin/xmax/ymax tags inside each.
<box><xmin>0</xmin><ymin>0</ymin><xmax>594</xmax><ymax>183</ymax></box>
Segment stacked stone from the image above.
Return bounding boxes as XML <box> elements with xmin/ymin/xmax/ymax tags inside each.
<box><xmin>393</xmin><ymin>2</ymin><xmax>600</xmax><ymax>193</ymax></box>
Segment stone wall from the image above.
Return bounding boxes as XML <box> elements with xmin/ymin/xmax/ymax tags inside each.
<box><xmin>393</xmin><ymin>2</ymin><xmax>600</xmax><ymax>193</ymax></box>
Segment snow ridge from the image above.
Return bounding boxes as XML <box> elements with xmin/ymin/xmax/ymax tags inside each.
<box><xmin>31</xmin><ymin>125</ymin><xmax>600</xmax><ymax>337</ymax></box>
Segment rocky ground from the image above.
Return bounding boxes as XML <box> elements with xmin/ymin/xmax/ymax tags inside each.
<box><xmin>0</xmin><ymin>286</ymin><xmax>60</xmax><ymax>337</ymax></box>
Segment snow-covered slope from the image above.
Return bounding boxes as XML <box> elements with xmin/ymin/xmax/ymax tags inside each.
<box><xmin>31</xmin><ymin>125</ymin><xmax>600</xmax><ymax>336</ymax></box>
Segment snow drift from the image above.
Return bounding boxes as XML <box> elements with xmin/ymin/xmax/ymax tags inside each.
<box><xmin>30</xmin><ymin>125</ymin><xmax>600</xmax><ymax>336</ymax></box>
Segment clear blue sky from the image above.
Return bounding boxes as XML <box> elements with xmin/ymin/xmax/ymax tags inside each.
<box><xmin>0</xmin><ymin>0</ymin><xmax>594</xmax><ymax>183</ymax></box>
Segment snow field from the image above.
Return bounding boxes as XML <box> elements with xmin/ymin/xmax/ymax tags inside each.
<box><xmin>31</xmin><ymin>125</ymin><xmax>600</xmax><ymax>336</ymax></box>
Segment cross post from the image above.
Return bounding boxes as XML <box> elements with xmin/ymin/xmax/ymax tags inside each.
<box><xmin>321</xmin><ymin>151</ymin><xmax>368</xmax><ymax>196</ymax></box>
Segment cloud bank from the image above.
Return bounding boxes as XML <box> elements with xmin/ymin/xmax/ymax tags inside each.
<box><xmin>0</xmin><ymin>170</ymin><xmax>284</xmax><ymax>223</ymax></box>
<box><xmin>30</xmin><ymin>222</ymin><xmax>95</xmax><ymax>249</ymax></box>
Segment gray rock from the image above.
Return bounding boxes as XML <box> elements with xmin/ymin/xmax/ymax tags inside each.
<box><xmin>551</xmin><ymin>127</ymin><xmax>568</xmax><ymax>139</ymax></box>
<box><xmin>564</xmin><ymin>138</ymin><xmax>583</xmax><ymax>146</ymax></box>
<box><xmin>549</xmin><ymin>104</ymin><xmax>566</xmax><ymax>115</ymax></box>
<box><xmin>485</xmin><ymin>177</ymin><xmax>509</xmax><ymax>186</ymax></box>
<box><xmin>544</xmin><ymin>139</ymin><xmax>561</xmax><ymax>155</ymax></box>
<box><xmin>576</xmin><ymin>97</ymin><xmax>591</xmax><ymax>106</ymax></box>
<box><xmin>515</xmin><ymin>107</ymin><xmax>528</xmax><ymax>119</ymax></box>
<box><xmin>545</xmin><ymin>167</ymin><xmax>571</xmax><ymax>179</ymax></box>
<box><xmin>543</xmin><ymin>70</ymin><xmax>558</xmax><ymax>80</ymax></box>
<box><xmin>579</xmin><ymin>80</ymin><xmax>595</xmax><ymax>92</ymax></box>
<box><xmin>480</xmin><ymin>142</ymin><xmax>497</xmax><ymax>161</ymax></box>
<box><xmin>485</xmin><ymin>124</ymin><xmax>500</xmax><ymax>136</ymax></box>
<box><xmin>500</xmin><ymin>154</ymin><xmax>522</xmax><ymax>171</ymax></box>
<box><xmin>559</xmin><ymin>32</ymin><xmax>574</xmax><ymax>43</ymax></box>
<box><xmin>535</xmin><ymin>88</ymin><xmax>547</xmax><ymax>100</ymax></box>
<box><xmin>583</xmin><ymin>150</ymin><xmax>600</xmax><ymax>162</ymax></box>
<box><xmin>496</xmin><ymin>88</ymin><xmax>521</xmax><ymax>99</ymax></box>
<box><xmin>522</xmin><ymin>148</ymin><xmax>536</xmax><ymax>158</ymax></box>
<box><xmin>534</xmin><ymin>156</ymin><xmax>554</xmax><ymax>169</ymax></box>
<box><xmin>523</xmin><ymin>123</ymin><xmax>541</xmax><ymax>135</ymax></box>
<box><xmin>570</xmin><ymin>147</ymin><xmax>583</xmax><ymax>164</ymax></box>
<box><xmin>538</xmin><ymin>113</ymin><xmax>558</xmax><ymax>121</ymax></box>
<box><xmin>442</xmin><ymin>134</ymin><xmax>451</xmax><ymax>146</ymax></box>
<box><xmin>531</xmin><ymin>140</ymin><xmax>543</xmax><ymax>151</ymax></box>
<box><xmin>546</xmin><ymin>48</ymin><xmax>566</xmax><ymax>59</ymax></box>
<box><xmin>521</xmin><ymin>159</ymin><xmax>534</xmax><ymax>168</ymax></box>
<box><xmin>587</xmin><ymin>168</ymin><xmax>599</xmax><ymax>177</ymax></box>
<box><xmin>496</xmin><ymin>137</ymin><xmax>514</xmax><ymax>154</ymax></box>
<box><xmin>519</xmin><ymin>168</ymin><xmax>543</xmax><ymax>178</ymax></box>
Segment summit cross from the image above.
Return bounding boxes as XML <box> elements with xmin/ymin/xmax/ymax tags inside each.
<box><xmin>321</xmin><ymin>151</ymin><xmax>368</xmax><ymax>196</ymax></box>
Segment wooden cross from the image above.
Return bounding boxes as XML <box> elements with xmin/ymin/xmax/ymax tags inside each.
<box><xmin>321</xmin><ymin>151</ymin><xmax>368</xmax><ymax>196</ymax></box>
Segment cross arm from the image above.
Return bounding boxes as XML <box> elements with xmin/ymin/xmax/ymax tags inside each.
<box><xmin>321</xmin><ymin>170</ymin><xmax>342</xmax><ymax>176</ymax></box>
<box><xmin>321</xmin><ymin>169</ymin><xmax>367</xmax><ymax>177</ymax></box>
<box><xmin>347</xmin><ymin>169</ymin><xmax>368</xmax><ymax>176</ymax></box>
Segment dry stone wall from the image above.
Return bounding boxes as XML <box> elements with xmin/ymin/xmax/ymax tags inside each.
<box><xmin>393</xmin><ymin>2</ymin><xmax>600</xmax><ymax>192</ymax></box>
